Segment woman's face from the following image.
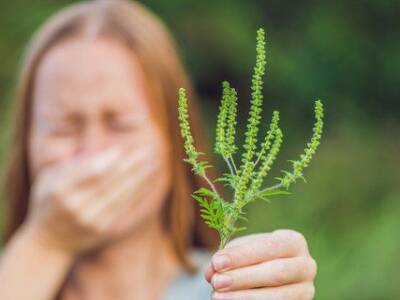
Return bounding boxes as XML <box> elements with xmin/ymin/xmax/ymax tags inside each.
<box><xmin>29</xmin><ymin>37</ymin><xmax>171</xmax><ymax>235</ymax></box>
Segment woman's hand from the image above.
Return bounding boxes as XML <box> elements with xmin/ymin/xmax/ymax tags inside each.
<box><xmin>205</xmin><ymin>229</ymin><xmax>317</xmax><ymax>300</ymax></box>
<box><xmin>24</xmin><ymin>146</ymin><xmax>156</xmax><ymax>256</ymax></box>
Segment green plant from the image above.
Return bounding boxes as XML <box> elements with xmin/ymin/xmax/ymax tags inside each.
<box><xmin>178</xmin><ymin>28</ymin><xmax>324</xmax><ymax>250</ymax></box>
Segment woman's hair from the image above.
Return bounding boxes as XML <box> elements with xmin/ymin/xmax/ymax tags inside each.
<box><xmin>2</xmin><ymin>0</ymin><xmax>218</xmax><ymax>269</ymax></box>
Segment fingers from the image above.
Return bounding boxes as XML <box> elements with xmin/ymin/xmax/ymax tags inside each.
<box><xmin>211</xmin><ymin>256</ymin><xmax>317</xmax><ymax>292</ymax></box>
<box><xmin>212</xmin><ymin>282</ymin><xmax>315</xmax><ymax>300</ymax></box>
<box><xmin>76</xmin><ymin>147</ymin><xmax>150</xmax><ymax>209</ymax></box>
<box><xmin>75</xmin><ymin>145</ymin><xmax>154</xmax><ymax>216</ymax></box>
<box><xmin>40</xmin><ymin>147</ymin><xmax>156</xmax><ymax>244</ymax></box>
<box><xmin>36</xmin><ymin>147</ymin><xmax>122</xmax><ymax>195</ymax></box>
<box><xmin>225</xmin><ymin>233</ymin><xmax>264</xmax><ymax>249</ymax></box>
<box><xmin>205</xmin><ymin>263</ymin><xmax>214</xmax><ymax>282</ymax></box>
<box><xmin>96</xmin><ymin>165</ymin><xmax>155</xmax><ymax>235</ymax></box>
<box><xmin>211</xmin><ymin>230</ymin><xmax>310</xmax><ymax>273</ymax></box>
<box><xmin>85</xmin><ymin>153</ymin><xmax>156</xmax><ymax>226</ymax></box>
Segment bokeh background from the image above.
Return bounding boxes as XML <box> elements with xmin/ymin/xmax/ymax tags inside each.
<box><xmin>0</xmin><ymin>1</ymin><xmax>399</xmax><ymax>299</ymax></box>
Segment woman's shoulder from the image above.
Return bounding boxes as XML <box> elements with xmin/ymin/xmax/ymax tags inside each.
<box><xmin>163</xmin><ymin>249</ymin><xmax>213</xmax><ymax>300</ymax></box>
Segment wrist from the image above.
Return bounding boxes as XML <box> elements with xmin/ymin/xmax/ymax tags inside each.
<box><xmin>16</xmin><ymin>224</ymin><xmax>75</xmax><ymax>264</ymax></box>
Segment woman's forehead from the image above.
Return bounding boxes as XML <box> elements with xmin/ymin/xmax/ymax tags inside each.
<box><xmin>33</xmin><ymin>37</ymin><xmax>150</xmax><ymax>113</ymax></box>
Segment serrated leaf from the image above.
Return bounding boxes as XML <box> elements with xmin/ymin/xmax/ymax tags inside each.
<box><xmin>194</xmin><ymin>187</ymin><xmax>216</xmax><ymax>198</ymax></box>
<box><xmin>192</xmin><ymin>194</ymin><xmax>208</xmax><ymax>206</ymax></box>
<box><xmin>201</xmin><ymin>214</ymin><xmax>212</xmax><ymax>220</ymax></box>
<box><xmin>237</xmin><ymin>214</ymin><xmax>249</xmax><ymax>222</ymax></box>
<box><xmin>214</xmin><ymin>173</ymin><xmax>236</xmax><ymax>186</ymax></box>
<box><xmin>259</xmin><ymin>190</ymin><xmax>291</xmax><ymax>197</ymax></box>
<box><xmin>234</xmin><ymin>227</ymin><xmax>247</xmax><ymax>232</ymax></box>
<box><xmin>257</xmin><ymin>196</ymin><xmax>271</xmax><ymax>203</ymax></box>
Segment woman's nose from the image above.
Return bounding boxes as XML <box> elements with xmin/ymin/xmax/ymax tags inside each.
<box><xmin>76</xmin><ymin>123</ymin><xmax>112</xmax><ymax>156</ymax></box>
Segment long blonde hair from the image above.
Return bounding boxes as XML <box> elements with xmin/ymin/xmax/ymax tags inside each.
<box><xmin>2</xmin><ymin>0</ymin><xmax>218</xmax><ymax>272</ymax></box>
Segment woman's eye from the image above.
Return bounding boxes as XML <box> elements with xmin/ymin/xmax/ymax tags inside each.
<box><xmin>109</xmin><ymin>120</ymin><xmax>138</xmax><ymax>132</ymax></box>
<box><xmin>48</xmin><ymin>123</ymin><xmax>80</xmax><ymax>136</ymax></box>
<box><xmin>108</xmin><ymin>116</ymin><xmax>146</xmax><ymax>133</ymax></box>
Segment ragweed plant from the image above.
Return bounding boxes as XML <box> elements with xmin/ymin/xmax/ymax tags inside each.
<box><xmin>178</xmin><ymin>28</ymin><xmax>324</xmax><ymax>250</ymax></box>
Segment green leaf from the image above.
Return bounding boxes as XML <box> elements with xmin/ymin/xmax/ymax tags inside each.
<box><xmin>234</xmin><ymin>227</ymin><xmax>247</xmax><ymax>233</ymax></box>
<box><xmin>194</xmin><ymin>187</ymin><xmax>217</xmax><ymax>198</ymax></box>
<box><xmin>237</xmin><ymin>214</ymin><xmax>249</xmax><ymax>222</ymax></box>
<box><xmin>259</xmin><ymin>189</ymin><xmax>291</xmax><ymax>197</ymax></box>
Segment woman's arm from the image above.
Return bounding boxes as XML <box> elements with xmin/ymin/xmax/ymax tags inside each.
<box><xmin>0</xmin><ymin>226</ymin><xmax>73</xmax><ymax>300</ymax></box>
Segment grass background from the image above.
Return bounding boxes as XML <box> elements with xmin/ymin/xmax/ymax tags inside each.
<box><xmin>0</xmin><ymin>1</ymin><xmax>399</xmax><ymax>299</ymax></box>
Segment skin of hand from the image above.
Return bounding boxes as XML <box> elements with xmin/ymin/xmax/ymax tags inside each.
<box><xmin>205</xmin><ymin>230</ymin><xmax>317</xmax><ymax>300</ymax></box>
<box><xmin>25</xmin><ymin>145</ymin><xmax>158</xmax><ymax>256</ymax></box>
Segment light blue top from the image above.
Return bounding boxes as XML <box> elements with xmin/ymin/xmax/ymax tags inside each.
<box><xmin>163</xmin><ymin>250</ymin><xmax>213</xmax><ymax>300</ymax></box>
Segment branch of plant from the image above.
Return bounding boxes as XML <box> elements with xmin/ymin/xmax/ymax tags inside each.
<box><xmin>201</xmin><ymin>173</ymin><xmax>221</xmax><ymax>199</ymax></box>
<box><xmin>223</xmin><ymin>156</ymin><xmax>235</xmax><ymax>177</ymax></box>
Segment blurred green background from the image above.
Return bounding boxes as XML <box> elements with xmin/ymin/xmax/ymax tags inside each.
<box><xmin>0</xmin><ymin>0</ymin><xmax>399</xmax><ymax>299</ymax></box>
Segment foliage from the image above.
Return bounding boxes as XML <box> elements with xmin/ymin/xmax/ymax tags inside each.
<box><xmin>178</xmin><ymin>28</ymin><xmax>324</xmax><ymax>249</ymax></box>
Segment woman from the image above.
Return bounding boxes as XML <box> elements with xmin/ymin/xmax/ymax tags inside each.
<box><xmin>0</xmin><ymin>0</ymin><xmax>317</xmax><ymax>299</ymax></box>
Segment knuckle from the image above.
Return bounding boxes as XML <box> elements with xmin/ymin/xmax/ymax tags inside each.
<box><xmin>307</xmin><ymin>257</ymin><xmax>318</xmax><ymax>279</ymax></box>
<box><xmin>274</xmin><ymin>229</ymin><xmax>308</xmax><ymax>252</ymax></box>
<box><xmin>300</xmin><ymin>282</ymin><xmax>315</xmax><ymax>299</ymax></box>
<box><xmin>290</xmin><ymin>231</ymin><xmax>307</xmax><ymax>247</ymax></box>
<box><xmin>258</xmin><ymin>232</ymin><xmax>277</xmax><ymax>248</ymax></box>
<box><xmin>260</xmin><ymin>232</ymin><xmax>273</xmax><ymax>244</ymax></box>
<box><xmin>297</xmin><ymin>256</ymin><xmax>317</xmax><ymax>280</ymax></box>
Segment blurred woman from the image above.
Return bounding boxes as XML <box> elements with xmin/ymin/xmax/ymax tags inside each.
<box><xmin>0</xmin><ymin>0</ymin><xmax>317</xmax><ymax>299</ymax></box>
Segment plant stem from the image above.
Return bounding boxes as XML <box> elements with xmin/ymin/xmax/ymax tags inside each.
<box><xmin>257</xmin><ymin>182</ymin><xmax>283</xmax><ymax>195</ymax></box>
<box><xmin>254</xmin><ymin>150</ymin><xmax>264</xmax><ymax>167</ymax></box>
<box><xmin>229</xmin><ymin>155</ymin><xmax>238</xmax><ymax>174</ymax></box>
<box><xmin>202</xmin><ymin>174</ymin><xmax>221</xmax><ymax>198</ymax></box>
<box><xmin>223</xmin><ymin>156</ymin><xmax>235</xmax><ymax>177</ymax></box>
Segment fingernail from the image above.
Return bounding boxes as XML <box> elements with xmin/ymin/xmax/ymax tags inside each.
<box><xmin>204</xmin><ymin>263</ymin><xmax>213</xmax><ymax>282</ymax></box>
<box><xmin>212</xmin><ymin>255</ymin><xmax>231</xmax><ymax>271</ymax></box>
<box><xmin>212</xmin><ymin>274</ymin><xmax>233</xmax><ymax>289</ymax></box>
<box><xmin>213</xmin><ymin>292</ymin><xmax>233</xmax><ymax>300</ymax></box>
